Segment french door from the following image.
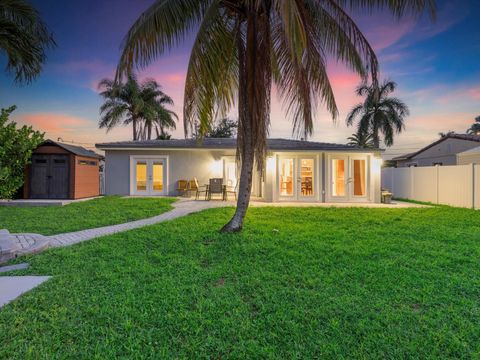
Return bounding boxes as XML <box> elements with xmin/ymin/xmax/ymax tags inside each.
<box><xmin>328</xmin><ymin>155</ymin><xmax>368</xmax><ymax>202</ymax></box>
<box><xmin>278</xmin><ymin>156</ymin><xmax>316</xmax><ymax>201</ymax></box>
<box><xmin>133</xmin><ymin>158</ymin><xmax>166</xmax><ymax>195</ymax></box>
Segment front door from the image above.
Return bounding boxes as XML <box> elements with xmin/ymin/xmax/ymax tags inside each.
<box><xmin>30</xmin><ymin>154</ymin><xmax>69</xmax><ymax>199</ymax></box>
<box><xmin>278</xmin><ymin>156</ymin><xmax>317</xmax><ymax>201</ymax></box>
<box><xmin>133</xmin><ymin>158</ymin><xmax>166</xmax><ymax>195</ymax></box>
<box><xmin>328</xmin><ymin>156</ymin><xmax>368</xmax><ymax>202</ymax></box>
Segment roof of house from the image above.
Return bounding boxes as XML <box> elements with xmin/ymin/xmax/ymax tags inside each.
<box><xmin>457</xmin><ymin>145</ymin><xmax>480</xmax><ymax>156</ymax></box>
<box><xmin>41</xmin><ymin>139</ymin><xmax>103</xmax><ymax>159</ymax></box>
<box><xmin>391</xmin><ymin>134</ymin><xmax>480</xmax><ymax>161</ymax></box>
<box><xmin>95</xmin><ymin>138</ymin><xmax>382</xmax><ymax>152</ymax></box>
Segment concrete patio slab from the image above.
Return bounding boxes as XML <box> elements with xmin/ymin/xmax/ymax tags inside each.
<box><xmin>0</xmin><ymin>196</ymin><xmax>101</xmax><ymax>207</ymax></box>
<box><xmin>0</xmin><ymin>276</ymin><xmax>50</xmax><ymax>308</ymax></box>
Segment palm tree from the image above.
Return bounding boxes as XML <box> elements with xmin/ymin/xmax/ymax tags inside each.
<box><xmin>98</xmin><ymin>74</ymin><xmax>177</xmax><ymax>140</ymax></box>
<box><xmin>347</xmin><ymin>131</ymin><xmax>374</xmax><ymax>148</ymax></box>
<box><xmin>116</xmin><ymin>1</ymin><xmax>434</xmax><ymax>232</ymax></box>
<box><xmin>0</xmin><ymin>0</ymin><xmax>56</xmax><ymax>83</ymax></box>
<box><xmin>135</xmin><ymin>80</ymin><xmax>178</xmax><ymax>140</ymax></box>
<box><xmin>346</xmin><ymin>80</ymin><xmax>409</xmax><ymax>148</ymax></box>
<box><xmin>467</xmin><ymin>116</ymin><xmax>480</xmax><ymax>135</ymax></box>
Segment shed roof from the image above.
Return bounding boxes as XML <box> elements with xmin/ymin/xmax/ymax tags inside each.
<box><xmin>96</xmin><ymin>138</ymin><xmax>381</xmax><ymax>152</ymax></box>
<box><xmin>41</xmin><ymin>140</ymin><xmax>103</xmax><ymax>159</ymax></box>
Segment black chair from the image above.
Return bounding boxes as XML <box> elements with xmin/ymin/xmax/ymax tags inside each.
<box><xmin>208</xmin><ymin>178</ymin><xmax>225</xmax><ymax>200</ymax></box>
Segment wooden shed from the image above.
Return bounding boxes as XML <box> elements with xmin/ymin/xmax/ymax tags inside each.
<box><xmin>24</xmin><ymin>140</ymin><xmax>103</xmax><ymax>199</ymax></box>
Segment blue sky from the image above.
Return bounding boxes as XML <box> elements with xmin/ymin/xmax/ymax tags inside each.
<box><xmin>0</xmin><ymin>0</ymin><xmax>478</xmax><ymax>157</ymax></box>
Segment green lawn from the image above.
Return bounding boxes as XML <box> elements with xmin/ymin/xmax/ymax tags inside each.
<box><xmin>0</xmin><ymin>196</ymin><xmax>176</xmax><ymax>235</ymax></box>
<box><xmin>1</xmin><ymin>206</ymin><xmax>479</xmax><ymax>358</ymax></box>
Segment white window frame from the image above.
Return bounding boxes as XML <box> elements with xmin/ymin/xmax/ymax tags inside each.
<box><xmin>129</xmin><ymin>155</ymin><xmax>169</xmax><ymax>196</ymax></box>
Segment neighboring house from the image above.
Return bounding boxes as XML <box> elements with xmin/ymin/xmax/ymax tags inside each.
<box><xmin>457</xmin><ymin>146</ymin><xmax>480</xmax><ymax>165</ymax></box>
<box><xmin>96</xmin><ymin>138</ymin><xmax>383</xmax><ymax>203</ymax></box>
<box><xmin>23</xmin><ymin>140</ymin><xmax>103</xmax><ymax>199</ymax></box>
<box><xmin>392</xmin><ymin>134</ymin><xmax>480</xmax><ymax>167</ymax></box>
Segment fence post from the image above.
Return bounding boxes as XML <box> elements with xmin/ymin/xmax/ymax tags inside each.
<box><xmin>410</xmin><ymin>166</ymin><xmax>414</xmax><ymax>200</ymax></box>
<box><xmin>472</xmin><ymin>163</ymin><xmax>476</xmax><ymax>210</ymax></box>
<box><xmin>435</xmin><ymin>164</ymin><xmax>439</xmax><ymax>205</ymax></box>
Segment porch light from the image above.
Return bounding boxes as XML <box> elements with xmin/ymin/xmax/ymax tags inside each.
<box><xmin>266</xmin><ymin>156</ymin><xmax>275</xmax><ymax>173</ymax></box>
<box><xmin>210</xmin><ymin>159</ymin><xmax>223</xmax><ymax>176</ymax></box>
<box><xmin>372</xmin><ymin>157</ymin><xmax>383</xmax><ymax>172</ymax></box>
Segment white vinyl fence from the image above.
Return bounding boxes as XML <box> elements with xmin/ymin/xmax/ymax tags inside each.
<box><xmin>382</xmin><ymin>164</ymin><xmax>480</xmax><ymax>209</ymax></box>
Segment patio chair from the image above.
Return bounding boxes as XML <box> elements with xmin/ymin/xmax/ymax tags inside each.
<box><xmin>176</xmin><ymin>180</ymin><xmax>189</xmax><ymax>196</ymax></box>
<box><xmin>208</xmin><ymin>178</ymin><xmax>225</xmax><ymax>200</ymax></box>
<box><xmin>191</xmin><ymin>178</ymin><xmax>208</xmax><ymax>200</ymax></box>
<box><xmin>224</xmin><ymin>180</ymin><xmax>237</xmax><ymax>201</ymax></box>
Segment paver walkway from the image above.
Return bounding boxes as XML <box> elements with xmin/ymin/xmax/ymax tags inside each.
<box><xmin>48</xmin><ymin>199</ymin><xmax>228</xmax><ymax>247</ymax></box>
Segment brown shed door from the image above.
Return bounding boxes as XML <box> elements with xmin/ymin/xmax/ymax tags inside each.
<box><xmin>30</xmin><ymin>155</ymin><xmax>69</xmax><ymax>199</ymax></box>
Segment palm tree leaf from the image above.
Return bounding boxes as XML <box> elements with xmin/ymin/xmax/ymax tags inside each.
<box><xmin>117</xmin><ymin>0</ymin><xmax>211</xmax><ymax>78</ymax></box>
<box><xmin>183</xmin><ymin>2</ymin><xmax>239</xmax><ymax>138</ymax></box>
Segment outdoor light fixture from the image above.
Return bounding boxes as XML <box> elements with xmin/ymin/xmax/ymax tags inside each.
<box><xmin>266</xmin><ymin>157</ymin><xmax>275</xmax><ymax>173</ymax></box>
<box><xmin>210</xmin><ymin>159</ymin><xmax>223</xmax><ymax>177</ymax></box>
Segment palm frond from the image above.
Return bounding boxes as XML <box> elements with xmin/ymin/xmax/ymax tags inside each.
<box><xmin>117</xmin><ymin>0</ymin><xmax>211</xmax><ymax>78</ymax></box>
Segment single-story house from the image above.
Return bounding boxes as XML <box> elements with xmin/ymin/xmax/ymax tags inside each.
<box><xmin>23</xmin><ymin>140</ymin><xmax>103</xmax><ymax>199</ymax></box>
<box><xmin>392</xmin><ymin>133</ymin><xmax>480</xmax><ymax>167</ymax></box>
<box><xmin>457</xmin><ymin>146</ymin><xmax>480</xmax><ymax>165</ymax></box>
<box><xmin>96</xmin><ymin>138</ymin><xmax>383</xmax><ymax>203</ymax></box>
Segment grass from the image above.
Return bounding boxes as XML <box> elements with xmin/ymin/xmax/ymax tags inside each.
<box><xmin>1</xmin><ymin>206</ymin><xmax>480</xmax><ymax>358</ymax></box>
<box><xmin>0</xmin><ymin>196</ymin><xmax>176</xmax><ymax>235</ymax></box>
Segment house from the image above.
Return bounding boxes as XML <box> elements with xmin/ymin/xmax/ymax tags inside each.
<box><xmin>23</xmin><ymin>140</ymin><xmax>103</xmax><ymax>199</ymax></box>
<box><xmin>95</xmin><ymin>138</ymin><xmax>383</xmax><ymax>203</ymax></box>
<box><xmin>457</xmin><ymin>146</ymin><xmax>480</xmax><ymax>165</ymax></box>
<box><xmin>392</xmin><ymin>134</ymin><xmax>480</xmax><ymax>167</ymax></box>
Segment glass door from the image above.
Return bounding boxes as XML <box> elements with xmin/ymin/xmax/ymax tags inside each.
<box><xmin>298</xmin><ymin>158</ymin><xmax>315</xmax><ymax>201</ymax></box>
<box><xmin>151</xmin><ymin>160</ymin><xmax>164</xmax><ymax>195</ymax></box>
<box><xmin>278</xmin><ymin>156</ymin><xmax>316</xmax><ymax>201</ymax></box>
<box><xmin>330</xmin><ymin>157</ymin><xmax>348</xmax><ymax>200</ymax></box>
<box><xmin>328</xmin><ymin>156</ymin><xmax>368</xmax><ymax>202</ymax></box>
<box><xmin>133</xmin><ymin>158</ymin><xmax>166</xmax><ymax>195</ymax></box>
<box><xmin>349</xmin><ymin>157</ymin><xmax>368</xmax><ymax>201</ymax></box>
<box><xmin>279</xmin><ymin>158</ymin><xmax>295</xmax><ymax>199</ymax></box>
<box><xmin>134</xmin><ymin>160</ymin><xmax>149</xmax><ymax>195</ymax></box>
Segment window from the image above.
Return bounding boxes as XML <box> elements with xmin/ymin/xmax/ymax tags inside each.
<box><xmin>35</xmin><ymin>159</ymin><xmax>47</xmax><ymax>164</ymax></box>
<box><xmin>353</xmin><ymin>159</ymin><xmax>366</xmax><ymax>196</ymax></box>
<box><xmin>54</xmin><ymin>159</ymin><xmax>66</xmax><ymax>164</ymax></box>
<box><xmin>78</xmin><ymin>160</ymin><xmax>97</xmax><ymax>166</ymax></box>
<box><xmin>279</xmin><ymin>158</ymin><xmax>294</xmax><ymax>196</ymax></box>
<box><xmin>332</xmin><ymin>159</ymin><xmax>345</xmax><ymax>196</ymax></box>
<box><xmin>300</xmin><ymin>159</ymin><xmax>314</xmax><ymax>196</ymax></box>
<box><xmin>136</xmin><ymin>162</ymin><xmax>147</xmax><ymax>191</ymax></box>
<box><xmin>152</xmin><ymin>162</ymin><xmax>163</xmax><ymax>191</ymax></box>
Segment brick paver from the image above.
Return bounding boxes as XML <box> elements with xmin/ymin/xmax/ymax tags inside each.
<box><xmin>47</xmin><ymin>199</ymin><xmax>229</xmax><ymax>248</ymax></box>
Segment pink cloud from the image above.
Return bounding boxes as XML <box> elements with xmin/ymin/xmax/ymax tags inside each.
<box><xmin>15</xmin><ymin>113</ymin><xmax>94</xmax><ymax>134</ymax></box>
<box><xmin>468</xmin><ymin>88</ymin><xmax>480</xmax><ymax>100</ymax></box>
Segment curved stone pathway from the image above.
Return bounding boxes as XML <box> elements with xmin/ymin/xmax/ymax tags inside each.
<box><xmin>47</xmin><ymin>199</ymin><xmax>229</xmax><ymax>248</ymax></box>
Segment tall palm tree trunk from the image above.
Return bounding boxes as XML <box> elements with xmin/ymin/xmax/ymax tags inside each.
<box><xmin>221</xmin><ymin>14</ymin><xmax>257</xmax><ymax>233</ymax></box>
<box><xmin>147</xmin><ymin>123</ymin><xmax>152</xmax><ymax>140</ymax></box>
<box><xmin>133</xmin><ymin>117</ymin><xmax>138</xmax><ymax>140</ymax></box>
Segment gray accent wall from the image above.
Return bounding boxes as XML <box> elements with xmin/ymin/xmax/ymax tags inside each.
<box><xmin>105</xmin><ymin>149</ymin><xmax>242</xmax><ymax>196</ymax></box>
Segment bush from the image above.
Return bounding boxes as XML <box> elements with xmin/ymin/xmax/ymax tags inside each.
<box><xmin>0</xmin><ymin>106</ymin><xmax>44</xmax><ymax>199</ymax></box>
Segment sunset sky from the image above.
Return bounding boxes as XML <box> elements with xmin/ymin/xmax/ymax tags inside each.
<box><xmin>0</xmin><ymin>0</ymin><xmax>479</xmax><ymax>158</ymax></box>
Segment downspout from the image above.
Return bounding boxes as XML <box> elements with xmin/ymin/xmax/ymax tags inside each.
<box><xmin>322</xmin><ymin>152</ymin><xmax>326</xmax><ymax>202</ymax></box>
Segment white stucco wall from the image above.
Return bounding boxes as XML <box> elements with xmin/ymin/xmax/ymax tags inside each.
<box><xmin>104</xmin><ymin>148</ymin><xmax>381</xmax><ymax>203</ymax></box>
